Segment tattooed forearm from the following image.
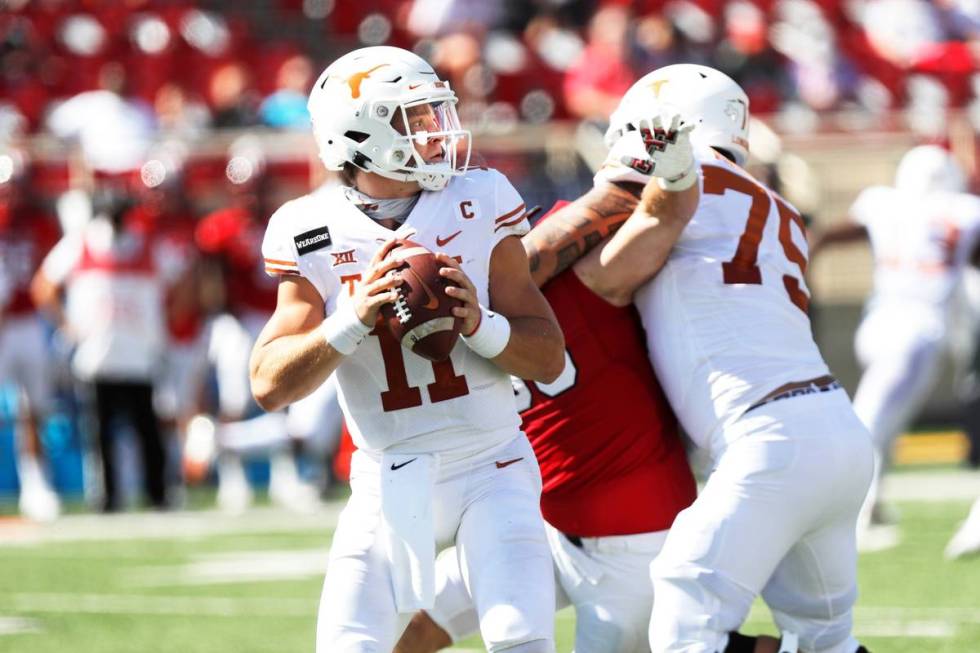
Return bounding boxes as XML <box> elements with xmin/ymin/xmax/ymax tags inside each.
<box><xmin>525</xmin><ymin>181</ymin><xmax>642</xmax><ymax>287</ymax></box>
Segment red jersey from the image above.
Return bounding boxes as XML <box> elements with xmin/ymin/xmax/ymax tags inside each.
<box><xmin>0</xmin><ymin>206</ymin><xmax>60</xmax><ymax>316</ymax></box>
<box><xmin>195</xmin><ymin>206</ymin><xmax>278</xmax><ymax>316</ymax></box>
<box><xmin>518</xmin><ymin>208</ymin><xmax>696</xmax><ymax>537</ymax></box>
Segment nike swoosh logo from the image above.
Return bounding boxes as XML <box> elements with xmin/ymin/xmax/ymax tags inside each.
<box><xmin>390</xmin><ymin>458</ymin><xmax>418</xmax><ymax>471</ymax></box>
<box><xmin>408</xmin><ymin>83</ymin><xmax>423</xmax><ymax>90</ymax></box>
<box><xmin>435</xmin><ymin>231</ymin><xmax>462</xmax><ymax>247</ymax></box>
<box><xmin>495</xmin><ymin>457</ymin><xmax>524</xmax><ymax>469</ymax></box>
<box><xmin>408</xmin><ymin>269</ymin><xmax>440</xmax><ymax>310</ymax></box>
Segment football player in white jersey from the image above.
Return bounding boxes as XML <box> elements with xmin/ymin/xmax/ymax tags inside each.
<box><xmin>596</xmin><ymin>65</ymin><xmax>874</xmax><ymax>653</ymax></box>
<box><xmin>249</xmin><ymin>46</ymin><xmax>565</xmax><ymax>653</ymax></box>
<box><xmin>810</xmin><ymin>145</ymin><xmax>980</xmax><ymax>543</ymax></box>
<box><xmin>497</xmin><ymin>65</ymin><xmax>870</xmax><ymax>653</ymax></box>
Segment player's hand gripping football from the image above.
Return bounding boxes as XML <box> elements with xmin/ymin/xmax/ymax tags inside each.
<box><xmin>352</xmin><ymin>238</ymin><xmax>405</xmax><ymax>326</ymax></box>
<box><xmin>435</xmin><ymin>253</ymin><xmax>481</xmax><ymax>336</ymax></box>
<box><xmin>625</xmin><ymin>111</ymin><xmax>697</xmax><ymax>190</ymax></box>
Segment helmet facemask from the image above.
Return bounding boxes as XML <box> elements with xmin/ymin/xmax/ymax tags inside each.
<box><xmin>376</xmin><ymin>94</ymin><xmax>471</xmax><ymax>191</ymax></box>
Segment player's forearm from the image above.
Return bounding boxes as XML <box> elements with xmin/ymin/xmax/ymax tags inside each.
<box><xmin>249</xmin><ymin>330</ymin><xmax>344</xmax><ymax>412</ymax></box>
<box><xmin>580</xmin><ymin>181</ymin><xmax>699</xmax><ymax>306</ymax></box>
<box><xmin>490</xmin><ymin>314</ymin><xmax>565</xmax><ymax>383</ymax></box>
<box><xmin>808</xmin><ymin>220</ymin><xmax>867</xmax><ymax>258</ymax></box>
<box><xmin>524</xmin><ymin>182</ymin><xmax>641</xmax><ymax>287</ymax></box>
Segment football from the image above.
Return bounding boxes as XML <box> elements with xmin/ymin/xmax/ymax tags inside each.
<box><xmin>379</xmin><ymin>239</ymin><xmax>463</xmax><ymax>362</ymax></box>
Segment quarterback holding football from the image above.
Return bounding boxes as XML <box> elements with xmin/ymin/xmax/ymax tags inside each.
<box><xmin>248</xmin><ymin>46</ymin><xmax>564</xmax><ymax>653</ymax></box>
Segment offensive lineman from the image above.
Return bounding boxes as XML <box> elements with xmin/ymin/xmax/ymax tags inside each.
<box><xmin>249</xmin><ymin>46</ymin><xmax>564</xmax><ymax>653</ymax></box>
<box><xmin>588</xmin><ymin>64</ymin><xmax>874</xmax><ymax>653</ymax></box>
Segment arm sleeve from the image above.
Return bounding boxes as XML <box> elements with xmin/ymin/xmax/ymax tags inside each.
<box><xmin>490</xmin><ymin>170</ymin><xmax>530</xmax><ymax>247</ymax></box>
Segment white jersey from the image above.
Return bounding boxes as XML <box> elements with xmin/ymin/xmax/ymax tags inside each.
<box><xmin>849</xmin><ymin>185</ymin><xmax>980</xmax><ymax>313</ymax></box>
<box><xmin>596</xmin><ymin>137</ymin><xmax>829</xmax><ymax>452</ymax></box>
<box><xmin>262</xmin><ymin>168</ymin><xmax>530</xmax><ymax>454</ymax></box>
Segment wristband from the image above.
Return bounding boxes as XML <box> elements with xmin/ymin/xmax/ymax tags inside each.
<box><xmin>657</xmin><ymin>161</ymin><xmax>698</xmax><ymax>191</ymax></box>
<box><xmin>319</xmin><ymin>300</ymin><xmax>371</xmax><ymax>355</ymax></box>
<box><xmin>461</xmin><ymin>304</ymin><xmax>511</xmax><ymax>359</ymax></box>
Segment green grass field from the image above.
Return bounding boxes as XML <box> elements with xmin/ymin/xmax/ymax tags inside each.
<box><xmin>2</xmin><ymin>468</ymin><xmax>980</xmax><ymax>652</ymax></box>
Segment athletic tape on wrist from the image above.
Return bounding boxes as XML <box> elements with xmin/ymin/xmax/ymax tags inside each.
<box><xmin>319</xmin><ymin>301</ymin><xmax>371</xmax><ymax>355</ymax></box>
<box><xmin>461</xmin><ymin>304</ymin><xmax>511</xmax><ymax>359</ymax></box>
<box><xmin>657</xmin><ymin>161</ymin><xmax>698</xmax><ymax>191</ymax></box>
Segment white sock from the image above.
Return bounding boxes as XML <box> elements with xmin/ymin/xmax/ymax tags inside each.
<box><xmin>17</xmin><ymin>454</ymin><xmax>48</xmax><ymax>492</ymax></box>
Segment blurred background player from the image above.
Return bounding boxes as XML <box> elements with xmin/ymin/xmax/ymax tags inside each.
<box><xmin>811</xmin><ymin>145</ymin><xmax>980</xmax><ymax>543</ymax></box>
<box><xmin>32</xmin><ymin>186</ymin><xmax>176</xmax><ymax>512</ymax></box>
<box><xmin>395</xmin><ymin>195</ymin><xmax>697</xmax><ymax>653</ymax></box>
<box><xmin>194</xmin><ymin>138</ymin><xmax>318</xmax><ymax>513</ymax></box>
<box><xmin>125</xmin><ymin>147</ymin><xmax>207</xmax><ymax>500</ymax></box>
<box><xmin>0</xmin><ymin>147</ymin><xmax>62</xmax><ymax>521</ymax></box>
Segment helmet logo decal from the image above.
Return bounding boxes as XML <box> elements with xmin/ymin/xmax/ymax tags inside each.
<box><xmin>346</xmin><ymin>64</ymin><xmax>388</xmax><ymax>99</ymax></box>
<box><xmin>649</xmin><ymin>79</ymin><xmax>669</xmax><ymax>98</ymax></box>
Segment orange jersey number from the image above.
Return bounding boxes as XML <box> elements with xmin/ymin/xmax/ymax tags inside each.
<box><xmin>703</xmin><ymin>165</ymin><xmax>809</xmax><ymax>313</ymax></box>
<box><xmin>371</xmin><ymin>325</ymin><xmax>470</xmax><ymax>411</ymax></box>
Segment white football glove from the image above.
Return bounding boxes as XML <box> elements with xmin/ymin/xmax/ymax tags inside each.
<box><xmin>620</xmin><ymin>112</ymin><xmax>697</xmax><ymax>190</ymax></box>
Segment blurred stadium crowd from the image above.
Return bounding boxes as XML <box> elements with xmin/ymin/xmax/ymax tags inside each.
<box><xmin>3</xmin><ymin>0</ymin><xmax>980</xmax><ymax>522</ymax></box>
<box><xmin>2</xmin><ymin>0</ymin><xmax>980</xmax><ymax>140</ymax></box>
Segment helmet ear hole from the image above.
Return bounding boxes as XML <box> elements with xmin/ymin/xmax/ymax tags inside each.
<box><xmin>345</xmin><ymin>130</ymin><xmax>370</xmax><ymax>143</ymax></box>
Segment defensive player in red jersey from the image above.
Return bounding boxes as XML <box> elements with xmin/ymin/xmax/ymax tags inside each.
<box><xmin>0</xmin><ymin>151</ymin><xmax>62</xmax><ymax>521</ymax></box>
<box><xmin>394</xmin><ymin>181</ymin><xmax>699</xmax><ymax>652</ymax></box>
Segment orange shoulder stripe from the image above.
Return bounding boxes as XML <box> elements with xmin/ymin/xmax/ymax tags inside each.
<box><xmin>493</xmin><ymin>213</ymin><xmax>527</xmax><ymax>232</ymax></box>
<box><xmin>495</xmin><ymin>203</ymin><xmax>526</xmax><ymax>224</ymax></box>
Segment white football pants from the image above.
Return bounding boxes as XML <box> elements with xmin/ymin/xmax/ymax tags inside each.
<box><xmin>316</xmin><ymin>435</ymin><xmax>555</xmax><ymax>653</ymax></box>
<box><xmin>649</xmin><ymin>389</ymin><xmax>873</xmax><ymax>653</ymax></box>
<box><xmin>428</xmin><ymin>525</ymin><xmax>667</xmax><ymax>653</ymax></box>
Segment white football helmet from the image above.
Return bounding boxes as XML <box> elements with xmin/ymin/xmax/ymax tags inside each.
<box><xmin>606</xmin><ymin>64</ymin><xmax>750</xmax><ymax>165</ymax></box>
<box><xmin>308</xmin><ymin>46</ymin><xmax>471</xmax><ymax>191</ymax></box>
<box><xmin>894</xmin><ymin>144</ymin><xmax>966</xmax><ymax>194</ymax></box>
